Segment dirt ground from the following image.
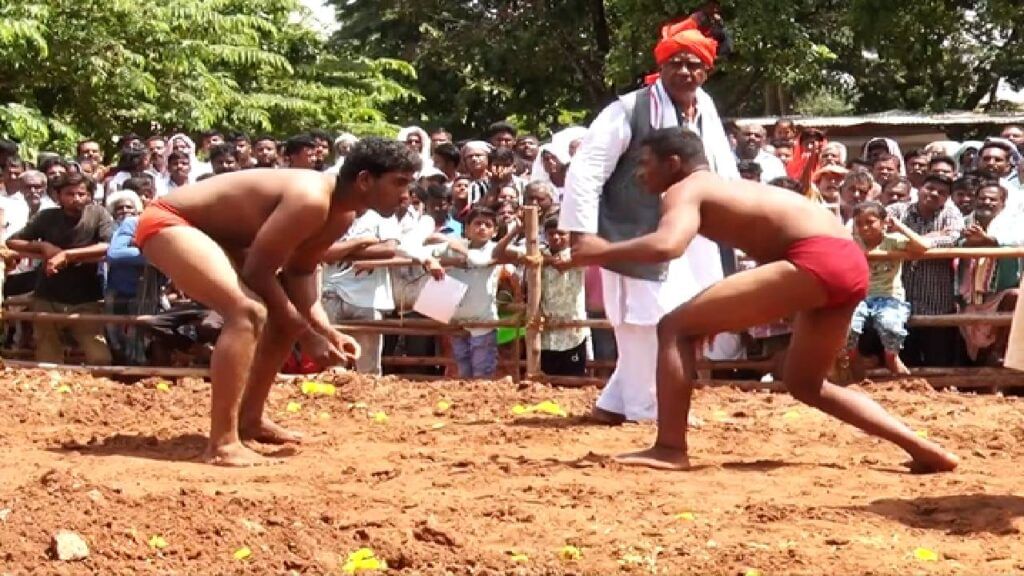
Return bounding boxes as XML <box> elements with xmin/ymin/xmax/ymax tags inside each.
<box><xmin>2</xmin><ymin>369</ymin><xmax>1024</xmax><ymax>575</ymax></box>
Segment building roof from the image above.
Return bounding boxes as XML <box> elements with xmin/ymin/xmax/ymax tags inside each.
<box><xmin>736</xmin><ymin>110</ymin><xmax>1024</xmax><ymax>129</ymax></box>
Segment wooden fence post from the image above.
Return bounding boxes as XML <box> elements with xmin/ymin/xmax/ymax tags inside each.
<box><xmin>523</xmin><ymin>206</ymin><xmax>542</xmax><ymax>379</ymax></box>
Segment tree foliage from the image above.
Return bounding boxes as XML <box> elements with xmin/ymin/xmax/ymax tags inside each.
<box><xmin>0</xmin><ymin>0</ymin><xmax>418</xmax><ymax>159</ymax></box>
<box><xmin>329</xmin><ymin>0</ymin><xmax>1024</xmax><ymax>137</ymax></box>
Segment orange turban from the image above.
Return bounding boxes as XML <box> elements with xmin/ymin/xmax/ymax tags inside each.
<box><xmin>653</xmin><ymin>16</ymin><xmax>718</xmax><ymax>69</ymax></box>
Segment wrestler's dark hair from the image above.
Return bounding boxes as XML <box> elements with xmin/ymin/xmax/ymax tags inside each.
<box><xmin>922</xmin><ymin>173</ymin><xmax>954</xmax><ymax>193</ymax></box>
<box><xmin>641</xmin><ymin>127</ymin><xmax>708</xmax><ymax>166</ymax></box>
<box><xmin>336</xmin><ymin>137</ymin><xmax>421</xmax><ymax>185</ymax></box>
<box><xmin>52</xmin><ymin>171</ymin><xmax>96</xmax><ymax>195</ymax></box>
<box><xmin>977</xmin><ymin>179</ymin><xmax>1008</xmax><ymax>201</ymax></box>
<box><xmin>852</xmin><ymin>201</ymin><xmax>886</xmax><ymax>219</ymax></box>
<box><xmin>927</xmin><ymin>155</ymin><xmax>956</xmax><ymax>170</ymax></box>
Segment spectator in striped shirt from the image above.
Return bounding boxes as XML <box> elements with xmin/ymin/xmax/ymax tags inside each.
<box><xmin>885</xmin><ymin>174</ymin><xmax>964</xmax><ymax>366</ymax></box>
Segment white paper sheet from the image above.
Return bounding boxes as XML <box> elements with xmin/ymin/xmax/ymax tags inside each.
<box><xmin>413</xmin><ymin>276</ymin><xmax>468</xmax><ymax>324</ymax></box>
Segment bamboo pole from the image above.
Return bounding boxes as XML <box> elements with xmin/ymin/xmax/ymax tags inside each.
<box><xmin>4</xmin><ymin>360</ymin><xmax>211</xmax><ymax>379</ymax></box>
<box><xmin>523</xmin><ymin>206</ymin><xmax>543</xmax><ymax>378</ymax></box>
<box><xmin>868</xmin><ymin>247</ymin><xmax>1024</xmax><ymax>260</ymax></box>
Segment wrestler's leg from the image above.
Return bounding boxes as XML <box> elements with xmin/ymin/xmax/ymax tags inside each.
<box><xmin>617</xmin><ymin>261</ymin><xmax>830</xmax><ymax>470</ymax></box>
<box><xmin>784</xmin><ymin>307</ymin><xmax>958</xmax><ymax>473</ymax></box>
<box><xmin>143</xmin><ymin>227</ymin><xmax>271</xmax><ymax>467</ymax></box>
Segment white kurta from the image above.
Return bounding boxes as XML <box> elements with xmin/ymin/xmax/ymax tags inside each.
<box><xmin>559</xmin><ymin>81</ymin><xmax>742</xmax><ymax>420</ymax></box>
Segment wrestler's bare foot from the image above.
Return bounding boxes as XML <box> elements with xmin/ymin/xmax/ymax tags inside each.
<box><xmin>884</xmin><ymin>352</ymin><xmax>911</xmax><ymax>376</ymax></box>
<box><xmin>907</xmin><ymin>446</ymin><xmax>959</xmax><ymax>474</ymax></box>
<box><xmin>589</xmin><ymin>406</ymin><xmax>626</xmax><ymax>426</ymax></box>
<box><xmin>202</xmin><ymin>442</ymin><xmax>277</xmax><ymax>467</ymax></box>
<box><xmin>240</xmin><ymin>417</ymin><xmax>305</xmax><ymax>445</ymax></box>
<box><xmin>614</xmin><ymin>445</ymin><xmax>691</xmax><ymax>471</ymax></box>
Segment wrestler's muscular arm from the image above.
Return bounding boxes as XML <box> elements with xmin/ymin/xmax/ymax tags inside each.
<box><xmin>572</xmin><ymin>182</ymin><xmax>702</xmax><ymax>266</ymax></box>
<box><xmin>283</xmin><ymin>211</ymin><xmax>362</xmax><ymax>362</ymax></box>
<box><xmin>240</xmin><ymin>192</ymin><xmax>334</xmax><ymax>338</ymax></box>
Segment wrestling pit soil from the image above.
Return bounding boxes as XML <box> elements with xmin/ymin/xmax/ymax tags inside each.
<box><xmin>2</xmin><ymin>369</ymin><xmax>1024</xmax><ymax>575</ymax></box>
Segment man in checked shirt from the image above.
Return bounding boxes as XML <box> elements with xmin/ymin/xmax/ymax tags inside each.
<box><xmin>886</xmin><ymin>174</ymin><xmax>965</xmax><ymax>366</ymax></box>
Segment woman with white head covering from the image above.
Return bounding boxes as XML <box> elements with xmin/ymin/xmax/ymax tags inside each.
<box><xmin>862</xmin><ymin>137</ymin><xmax>906</xmax><ymax>175</ymax></box>
<box><xmin>166</xmin><ymin>133</ymin><xmax>201</xmax><ymax>181</ymax></box>
<box><xmin>397</xmin><ymin>126</ymin><xmax>432</xmax><ymax>172</ymax></box>
<box><xmin>531</xmin><ymin>126</ymin><xmax>589</xmax><ymax>202</ymax></box>
<box><xmin>956</xmin><ymin>140</ymin><xmax>983</xmax><ymax>173</ymax></box>
<box><xmin>924</xmin><ymin>140</ymin><xmax>961</xmax><ymax>160</ymax></box>
<box><xmin>328</xmin><ymin>132</ymin><xmax>359</xmax><ymax>174</ymax></box>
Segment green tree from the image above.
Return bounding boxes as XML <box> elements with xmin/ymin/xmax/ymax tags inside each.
<box><xmin>329</xmin><ymin>0</ymin><xmax>1023</xmax><ymax>136</ymax></box>
<box><xmin>0</xmin><ymin>0</ymin><xmax>418</xmax><ymax>159</ymax></box>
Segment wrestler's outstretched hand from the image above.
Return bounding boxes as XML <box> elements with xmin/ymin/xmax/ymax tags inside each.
<box><xmin>302</xmin><ymin>332</ymin><xmax>347</xmax><ymax>368</ymax></box>
<box><xmin>568</xmin><ymin>233</ymin><xmax>611</xmax><ymax>267</ymax></box>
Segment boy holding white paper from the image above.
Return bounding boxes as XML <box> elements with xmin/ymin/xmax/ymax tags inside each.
<box><xmin>439</xmin><ymin>206</ymin><xmax>521</xmax><ymax>378</ymax></box>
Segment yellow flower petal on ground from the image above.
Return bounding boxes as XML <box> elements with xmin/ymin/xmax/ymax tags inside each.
<box><xmin>148</xmin><ymin>535</ymin><xmax>168</xmax><ymax>549</ymax></box>
<box><xmin>782</xmin><ymin>410</ymin><xmax>800</xmax><ymax>420</ymax></box>
<box><xmin>559</xmin><ymin>545</ymin><xmax>581</xmax><ymax>561</ymax></box>
<box><xmin>318</xmin><ymin>411</ymin><xmax>331</xmax><ymax>420</ymax></box>
<box><xmin>508</xmin><ymin>552</ymin><xmax>529</xmax><ymax>563</ymax></box>
<box><xmin>286</xmin><ymin>401</ymin><xmax>302</xmax><ymax>413</ymax></box>
<box><xmin>342</xmin><ymin>548</ymin><xmax>387</xmax><ymax>573</ymax></box>
<box><xmin>300</xmin><ymin>381</ymin><xmax>336</xmax><ymax>396</ymax></box>
<box><xmin>370</xmin><ymin>411</ymin><xmax>388</xmax><ymax>423</ymax></box>
<box><xmin>743</xmin><ymin>569</ymin><xmax>762</xmax><ymax>576</ymax></box>
<box><xmin>914</xmin><ymin>547</ymin><xmax>939</xmax><ymax>562</ymax></box>
<box><xmin>914</xmin><ymin>429</ymin><xmax>928</xmax><ymax>438</ymax></box>
<box><xmin>155</xmin><ymin>382</ymin><xmax>171</xmax><ymax>392</ymax></box>
<box><xmin>56</xmin><ymin>385</ymin><xmax>71</xmax><ymax>394</ymax></box>
<box><xmin>532</xmin><ymin>400</ymin><xmax>567</xmax><ymax>417</ymax></box>
<box><xmin>675</xmin><ymin>512</ymin><xmax>696</xmax><ymax>521</ymax></box>
<box><xmin>511</xmin><ymin>404</ymin><xmax>528</xmax><ymax>415</ymax></box>
<box><xmin>233</xmin><ymin>546</ymin><xmax>252</xmax><ymax>560</ymax></box>
<box><xmin>435</xmin><ymin>400</ymin><xmax>451</xmax><ymax>412</ymax></box>
<box><xmin>430</xmin><ymin>422</ymin><xmax>446</xmax><ymax>430</ymax></box>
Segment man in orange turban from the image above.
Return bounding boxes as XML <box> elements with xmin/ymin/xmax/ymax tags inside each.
<box><xmin>559</xmin><ymin>9</ymin><xmax>742</xmax><ymax>424</ymax></box>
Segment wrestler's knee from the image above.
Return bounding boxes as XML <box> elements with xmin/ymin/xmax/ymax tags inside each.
<box><xmin>226</xmin><ymin>297</ymin><xmax>267</xmax><ymax>335</ymax></box>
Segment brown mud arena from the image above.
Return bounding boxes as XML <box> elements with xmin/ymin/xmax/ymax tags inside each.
<box><xmin>2</xmin><ymin>369</ymin><xmax>1023</xmax><ymax>574</ymax></box>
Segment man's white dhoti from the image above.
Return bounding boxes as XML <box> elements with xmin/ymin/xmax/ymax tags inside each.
<box><xmin>560</xmin><ymin>79</ymin><xmax>742</xmax><ymax>421</ymax></box>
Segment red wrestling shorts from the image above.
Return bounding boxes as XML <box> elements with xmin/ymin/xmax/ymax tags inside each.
<box><xmin>785</xmin><ymin>236</ymin><xmax>868</xmax><ymax>308</ymax></box>
<box><xmin>134</xmin><ymin>198</ymin><xmax>192</xmax><ymax>249</ymax></box>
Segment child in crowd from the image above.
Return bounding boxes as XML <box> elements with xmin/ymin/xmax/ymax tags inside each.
<box><xmin>539</xmin><ymin>217</ymin><xmax>590</xmax><ymax>376</ymax></box>
<box><xmin>442</xmin><ymin>207</ymin><xmax>519</xmax><ymax>378</ymax></box>
<box><xmin>847</xmin><ymin>201</ymin><xmax>929</xmax><ymax>376</ymax></box>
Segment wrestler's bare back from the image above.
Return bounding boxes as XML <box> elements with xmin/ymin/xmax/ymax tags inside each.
<box><xmin>671</xmin><ymin>171</ymin><xmax>850</xmax><ymax>262</ymax></box>
<box><xmin>159</xmin><ymin>169</ymin><xmax>354</xmax><ymax>253</ymax></box>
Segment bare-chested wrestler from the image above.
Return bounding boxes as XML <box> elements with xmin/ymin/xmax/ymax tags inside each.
<box><xmin>134</xmin><ymin>137</ymin><xmax>420</xmax><ymax>466</ymax></box>
<box><xmin>571</xmin><ymin>128</ymin><xmax>959</xmax><ymax>474</ymax></box>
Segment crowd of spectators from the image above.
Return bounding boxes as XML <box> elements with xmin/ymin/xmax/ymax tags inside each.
<box><xmin>0</xmin><ymin>119</ymin><xmax>1022</xmax><ymax>379</ymax></box>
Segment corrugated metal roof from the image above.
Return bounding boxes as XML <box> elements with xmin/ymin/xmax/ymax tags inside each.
<box><xmin>736</xmin><ymin>110</ymin><xmax>1024</xmax><ymax>128</ymax></box>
